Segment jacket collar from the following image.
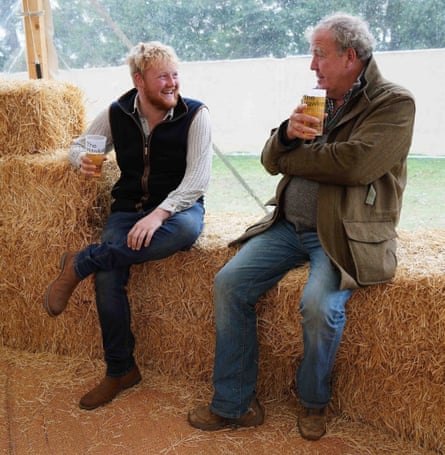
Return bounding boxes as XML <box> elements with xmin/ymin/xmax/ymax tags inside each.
<box><xmin>332</xmin><ymin>56</ymin><xmax>383</xmax><ymax>129</ymax></box>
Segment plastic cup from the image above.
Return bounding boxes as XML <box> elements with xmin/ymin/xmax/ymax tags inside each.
<box><xmin>301</xmin><ymin>88</ymin><xmax>326</xmax><ymax>136</ymax></box>
<box><xmin>85</xmin><ymin>135</ymin><xmax>106</xmax><ymax>177</ymax></box>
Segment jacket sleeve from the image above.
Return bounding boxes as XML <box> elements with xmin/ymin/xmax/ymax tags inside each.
<box><xmin>262</xmin><ymin>90</ymin><xmax>416</xmax><ymax>186</ymax></box>
<box><xmin>261</xmin><ymin>121</ymin><xmax>303</xmax><ymax>176</ymax></box>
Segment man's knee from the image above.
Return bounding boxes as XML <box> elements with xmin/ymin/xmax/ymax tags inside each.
<box><xmin>300</xmin><ymin>295</ymin><xmax>346</xmax><ymax>330</ymax></box>
<box><xmin>214</xmin><ymin>265</ymin><xmax>231</xmax><ymax>295</ymax></box>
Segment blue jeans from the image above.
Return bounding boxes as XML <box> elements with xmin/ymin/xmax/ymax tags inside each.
<box><xmin>73</xmin><ymin>201</ymin><xmax>205</xmax><ymax>376</ymax></box>
<box><xmin>210</xmin><ymin>219</ymin><xmax>353</xmax><ymax>418</ymax></box>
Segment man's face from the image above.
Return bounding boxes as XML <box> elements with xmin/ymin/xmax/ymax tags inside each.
<box><xmin>309</xmin><ymin>29</ymin><xmax>352</xmax><ymax>100</ymax></box>
<box><xmin>137</xmin><ymin>61</ymin><xmax>180</xmax><ymax>110</ymax></box>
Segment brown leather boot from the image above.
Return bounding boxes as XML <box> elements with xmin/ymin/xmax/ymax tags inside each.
<box><xmin>44</xmin><ymin>252</ymin><xmax>81</xmax><ymax>317</ymax></box>
<box><xmin>298</xmin><ymin>407</ymin><xmax>327</xmax><ymax>440</ymax></box>
<box><xmin>79</xmin><ymin>366</ymin><xmax>142</xmax><ymax>410</ymax></box>
<box><xmin>188</xmin><ymin>397</ymin><xmax>265</xmax><ymax>431</ymax></box>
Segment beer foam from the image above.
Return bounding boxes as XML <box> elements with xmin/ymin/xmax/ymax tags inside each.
<box><xmin>306</xmin><ymin>88</ymin><xmax>326</xmax><ymax>97</ymax></box>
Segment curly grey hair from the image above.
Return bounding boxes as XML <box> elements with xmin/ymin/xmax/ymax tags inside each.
<box><xmin>307</xmin><ymin>13</ymin><xmax>375</xmax><ymax>61</ymax></box>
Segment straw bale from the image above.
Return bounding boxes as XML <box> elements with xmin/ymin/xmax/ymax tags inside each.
<box><xmin>114</xmin><ymin>225</ymin><xmax>445</xmax><ymax>453</ymax></box>
<box><xmin>333</xmin><ymin>274</ymin><xmax>445</xmax><ymax>453</ymax></box>
<box><xmin>0</xmin><ymin>150</ymin><xmax>443</xmax><ymax>452</ymax></box>
<box><xmin>0</xmin><ymin>151</ymin><xmax>113</xmax><ymax>358</ymax></box>
<box><xmin>0</xmin><ymin>79</ymin><xmax>85</xmax><ymax>157</ymax></box>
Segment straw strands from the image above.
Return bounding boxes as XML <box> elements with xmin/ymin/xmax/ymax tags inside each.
<box><xmin>0</xmin><ymin>151</ymin><xmax>112</xmax><ymax>359</ymax></box>
<box><xmin>1</xmin><ymin>347</ymin><xmax>433</xmax><ymax>454</ymax></box>
<box><xmin>0</xmin><ymin>79</ymin><xmax>85</xmax><ymax>156</ymax></box>
<box><xmin>0</xmin><ymin>155</ymin><xmax>443</xmax><ymax>451</ymax></box>
<box><xmin>0</xmin><ymin>79</ymin><xmax>443</xmax><ymax>453</ymax></box>
<box><xmin>334</xmin><ymin>272</ymin><xmax>444</xmax><ymax>453</ymax></box>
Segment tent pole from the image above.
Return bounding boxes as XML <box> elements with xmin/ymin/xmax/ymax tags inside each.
<box><xmin>20</xmin><ymin>0</ymin><xmax>49</xmax><ymax>79</ymax></box>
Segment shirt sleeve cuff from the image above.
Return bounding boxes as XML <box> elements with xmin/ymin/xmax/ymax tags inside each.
<box><xmin>158</xmin><ymin>200</ymin><xmax>176</xmax><ymax>214</ymax></box>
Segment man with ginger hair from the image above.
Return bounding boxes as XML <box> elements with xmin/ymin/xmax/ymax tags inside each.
<box><xmin>188</xmin><ymin>13</ymin><xmax>415</xmax><ymax>440</ymax></box>
<box><xmin>44</xmin><ymin>41</ymin><xmax>212</xmax><ymax>410</ymax></box>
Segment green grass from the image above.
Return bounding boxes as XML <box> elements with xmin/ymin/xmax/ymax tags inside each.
<box><xmin>205</xmin><ymin>155</ymin><xmax>445</xmax><ymax>231</ymax></box>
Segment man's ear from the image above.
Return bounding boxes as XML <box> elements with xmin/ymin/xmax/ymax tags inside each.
<box><xmin>133</xmin><ymin>71</ymin><xmax>143</xmax><ymax>87</ymax></box>
<box><xmin>345</xmin><ymin>47</ymin><xmax>358</xmax><ymax>67</ymax></box>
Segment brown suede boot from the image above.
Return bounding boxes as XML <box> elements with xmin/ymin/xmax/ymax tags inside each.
<box><xmin>79</xmin><ymin>366</ymin><xmax>142</xmax><ymax>410</ymax></box>
<box><xmin>44</xmin><ymin>252</ymin><xmax>81</xmax><ymax>317</ymax></box>
<box><xmin>298</xmin><ymin>407</ymin><xmax>327</xmax><ymax>441</ymax></box>
<box><xmin>188</xmin><ymin>397</ymin><xmax>265</xmax><ymax>431</ymax></box>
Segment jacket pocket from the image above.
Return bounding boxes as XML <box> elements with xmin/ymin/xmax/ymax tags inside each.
<box><xmin>343</xmin><ymin>220</ymin><xmax>398</xmax><ymax>286</ymax></box>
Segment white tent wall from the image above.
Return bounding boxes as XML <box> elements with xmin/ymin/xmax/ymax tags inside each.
<box><xmin>3</xmin><ymin>48</ymin><xmax>444</xmax><ymax>156</ymax></box>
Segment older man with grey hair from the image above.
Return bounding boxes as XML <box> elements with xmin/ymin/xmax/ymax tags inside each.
<box><xmin>188</xmin><ymin>12</ymin><xmax>415</xmax><ymax>441</ymax></box>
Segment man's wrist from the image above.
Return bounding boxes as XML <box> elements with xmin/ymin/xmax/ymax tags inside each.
<box><xmin>278</xmin><ymin>120</ymin><xmax>300</xmax><ymax>147</ymax></box>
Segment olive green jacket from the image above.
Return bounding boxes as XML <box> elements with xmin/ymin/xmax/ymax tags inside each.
<box><xmin>231</xmin><ymin>57</ymin><xmax>416</xmax><ymax>290</ymax></box>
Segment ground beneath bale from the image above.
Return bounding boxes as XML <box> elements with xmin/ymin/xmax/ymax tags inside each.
<box><xmin>0</xmin><ymin>347</ymin><xmax>434</xmax><ymax>455</ymax></box>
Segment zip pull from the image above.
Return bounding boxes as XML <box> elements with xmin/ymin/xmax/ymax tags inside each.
<box><xmin>144</xmin><ymin>135</ymin><xmax>149</xmax><ymax>156</ymax></box>
<box><xmin>365</xmin><ymin>183</ymin><xmax>376</xmax><ymax>206</ymax></box>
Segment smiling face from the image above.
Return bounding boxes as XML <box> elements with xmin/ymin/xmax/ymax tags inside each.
<box><xmin>309</xmin><ymin>28</ymin><xmax>361</xmax><ymax>101</ymax></box>
<box><xmin>135</xmin><ymin>60</ymin><xmax>180</xmax><ymax>111</ymax></box>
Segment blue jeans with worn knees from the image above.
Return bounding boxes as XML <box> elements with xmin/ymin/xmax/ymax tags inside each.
<box><xmin>74</xmin><ymin>201</ymin><xmax>205</xmax><ymax>377</ymax></box>
<box><xmin>210</xmin><ymin>219</ymin><xmax>352</xmax><ymax>418</ymax></box>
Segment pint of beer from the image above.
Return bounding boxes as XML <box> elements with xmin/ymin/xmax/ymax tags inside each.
<box><xmin>85</xmin><ymin>135</ymin><xmax>106</xmax><ymax>177</ymax></box>
<box><xmin>301</xmin><ymin>89</ymin><xmax>326</xmax><ymax>136</ymax></box>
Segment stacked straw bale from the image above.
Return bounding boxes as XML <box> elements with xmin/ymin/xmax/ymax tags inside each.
<box><xmin>0</xmin><ymin>152</ymin><xmax>114</xmax><ymax>358</ymax></box>
<box><xmin>0</xmin><ymin>153</ymin><xmax>443</xmax><ymax>451</ymax></box>
<box><xmin>0</xmin><ymin>79</ymin><xmax>85</xmax><ymax>156</ymax></box>
<box><xmin>0</xmin><ymin>79</ymin><xmax>444</xmax><ymax>453</ymax></box>
<box><xmin>334</xmin><ymin>269</ymin><xmax>445</xmax><ymax>453</ymax></box>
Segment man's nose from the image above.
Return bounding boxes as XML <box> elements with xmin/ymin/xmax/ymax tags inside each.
<box><xmin>166</xmin><ymin>74</ymin><xmax>176</xmax><ymax>85</ymax></box>
<box><xmin>310</xmin><ymin>57</ymin><xmax>318</xmax><ymax>71</ymax></box>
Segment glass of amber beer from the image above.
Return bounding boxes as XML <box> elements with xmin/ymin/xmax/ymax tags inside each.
<box><xmin>301</xmin><ymin>88</ymin><xmax>326</xmax><ymax>136</ymax></box>
<box><xmin>85</xmin><ymin>135</ymin><xmax>106</xmax><ymax>177</ymax></box>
